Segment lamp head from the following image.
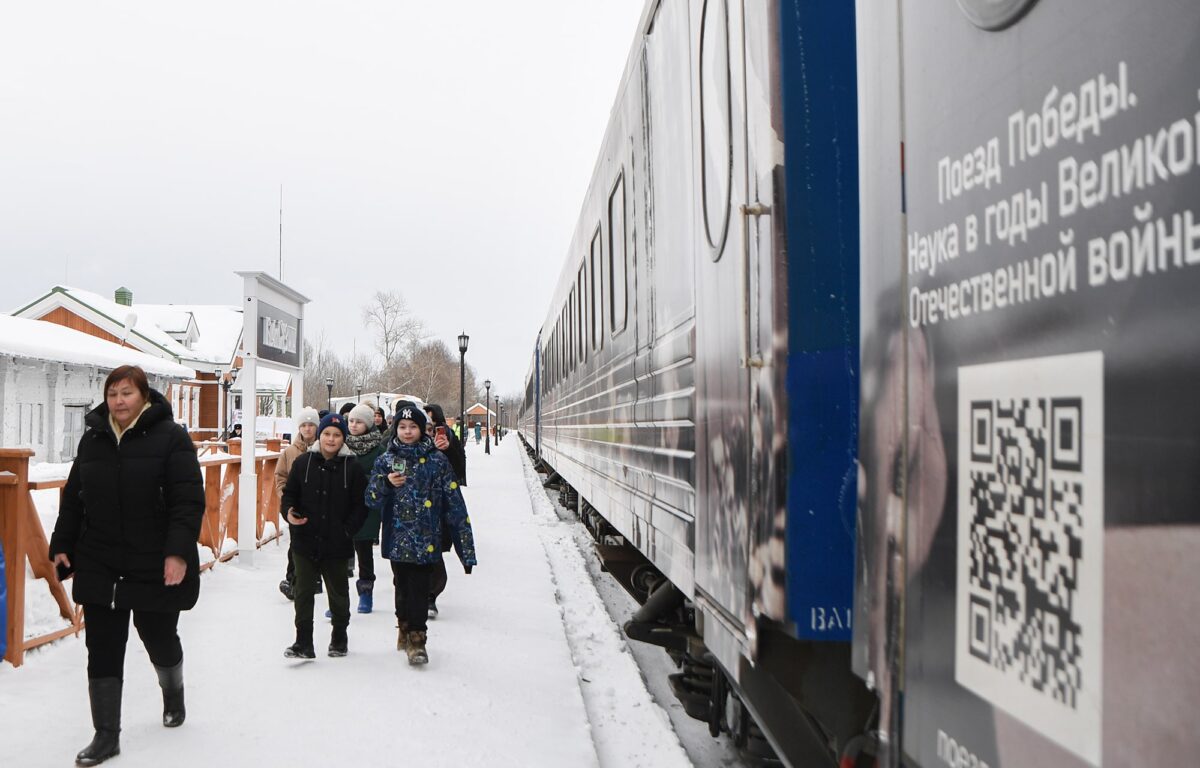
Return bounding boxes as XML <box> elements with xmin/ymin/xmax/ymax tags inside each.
<box><xmin>458</xmin><ymin>331</ymin><xmax>469</xmax><ymax>354</ymax></box>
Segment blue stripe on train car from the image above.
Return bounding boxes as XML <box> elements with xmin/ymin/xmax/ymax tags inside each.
<box><xmin>780</xmin><ymin>0</ymin><xmax>860</xmax><ymax>641</ymax></box>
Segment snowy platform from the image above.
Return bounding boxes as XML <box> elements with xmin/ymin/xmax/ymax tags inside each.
<box><xmin>0</xmin><ymin>437</ymin><xmax>692</xmax><ymax>768</ymax></box>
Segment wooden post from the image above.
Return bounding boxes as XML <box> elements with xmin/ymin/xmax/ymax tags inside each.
<box><xmin>199</xmin><ymin>463</ymin><xmax>223</xmax><ymax>558</ymax></box>
<box><xmin>0</xmin><ymin>448</ymin><xmax>35</xmax><ymax>667</ymax></box>
<box><xmin>221</xmin><ymin>460</ymin><xmax>240</xmax><ymax>560</ymax></box>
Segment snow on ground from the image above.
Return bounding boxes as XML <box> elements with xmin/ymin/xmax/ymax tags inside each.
<box><xmin>518</xmin><ymin>450</ymin><xmax>692</xmax><ymax>768</ymax></box>
<box><xmin>520</xmin><ymin>455</ymin><xmax>753</xmax><ymax>768</ymax></box>
<box><xmin>1</xmin><ymin>436</ymin><xmax>693</xmax><ymax>768</ymax></box>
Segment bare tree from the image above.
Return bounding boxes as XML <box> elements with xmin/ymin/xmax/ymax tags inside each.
<box><xmin>362</xmin><ymin>290</ymin><xmax>424</xmax><ymax>368</ymax></box>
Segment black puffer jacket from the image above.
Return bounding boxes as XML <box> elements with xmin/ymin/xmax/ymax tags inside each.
<box><xmin>281</xmin><ymin>445</ymin><xmax>368</xmax><ymax>561</ymax></box>
<box><xmin>49</xmin><ymin>390</ymin><xmax>205</xmax><ymax>611</ymax></box>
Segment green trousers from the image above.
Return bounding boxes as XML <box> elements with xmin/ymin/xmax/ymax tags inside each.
<box><xmin>292</xmin><ymin>550</ymin><xmax>352</xmax><ymax>631</ymax></box>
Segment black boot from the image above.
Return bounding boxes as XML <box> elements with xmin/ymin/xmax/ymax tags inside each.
<box><xmin>76</xmin><ymin>678</ymin><xmax>121</xmax><ymax>766</ymax></box>
<box><xmin>284</xmin><ymin>622</ymin><xmax>315</xmax><ymax>659</ymax></box>
<box><xmin>154</xmin><ymin>659</ymin><xmax>186</xmax><ymax>727</ymax></box>
<box><xmin>328</xmin><ymin>626</ymin><xmax>348</xmax><ymax>657</ymax></box>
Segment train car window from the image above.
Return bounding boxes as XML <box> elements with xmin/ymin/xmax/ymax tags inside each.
<box><xmin>590</xmin><ymin>226</ymin><xmax>603</xmax><ymax>351</ymax></box>
<box><xmin>609</xmin><ymin>173</ymin><xmax>628</xmax><ymax>333</ymax></box>
<box><xmin>569</xmin><ymin>290</ymin><xmax>576</xmax><ymax>373</ymax></box>
<box><xmin>577</xmin><ymin>266</ymin><xmax>587</xmax><ymax>364</ymax></box>
<box><xmin>699</xmin><ymin>0</ymin><xmax>732</xmax><ymax>256</ymax></box>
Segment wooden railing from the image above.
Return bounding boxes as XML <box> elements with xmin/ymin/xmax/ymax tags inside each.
<box><xmin>1</xmin><ymin>439</ymin><xmax>285</xmax><ymax>668</ymax></box>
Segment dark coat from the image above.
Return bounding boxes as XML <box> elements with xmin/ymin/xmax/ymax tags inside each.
<box><xmin>281</xmin><ymin>445</ymin><xmax>369</xmax><ymax>561</ymax></box>
<box><xmin>346</xmin><ymin>430</ymin><xmax>387</xmax><ymax>541</ymax></box>
<box><xmin>425</xmin><ymin>403</ymin><xmax>466</xmax><ymax>486</ymax></box>
<box><xmin>49</xmin><ymin>390</ymin><xmax>205</xmax><ymax>611</ymax></box>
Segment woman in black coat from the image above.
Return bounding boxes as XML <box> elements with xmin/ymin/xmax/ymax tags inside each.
<box><xmin>50</xmin><ymin>365</ymin><xmax>204</xmax><ymax>767</ymax></box>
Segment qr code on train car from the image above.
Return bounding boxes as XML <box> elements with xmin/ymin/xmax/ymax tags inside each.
<box><xmin>955</xmin><ymin>352</ymin><xmax>1104</xmax><ymax>765</ymax></box>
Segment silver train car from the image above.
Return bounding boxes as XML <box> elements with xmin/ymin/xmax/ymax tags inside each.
<box><xmin>521</xmin><ymin>1</ymin><xmax>1200</xmax><ymax>767</ymax></box>
<box><xmin>519</xmin><ymin>1</ymin><xmax>871</xmax><ymax>764</ymax></box>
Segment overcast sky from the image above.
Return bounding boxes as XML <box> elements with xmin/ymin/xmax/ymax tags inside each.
<box><xmin>0</xmin><ymin>0</ymin><xmax>646</xmax><ymax>401</ymax></box>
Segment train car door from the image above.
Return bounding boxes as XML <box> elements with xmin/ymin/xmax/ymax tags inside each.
<box><xmin>691</xmin><ymin>0</ymin><xmax>777</xmax><ymax>675</ymax></box>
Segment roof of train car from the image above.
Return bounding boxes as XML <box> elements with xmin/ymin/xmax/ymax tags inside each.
<box><xmin>534</xmin><ymin>0</ymin><xmax>661</xmax><ymax>343</ymax></box>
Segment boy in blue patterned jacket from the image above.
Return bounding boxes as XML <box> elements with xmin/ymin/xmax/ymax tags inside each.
<box><xmin>365</xmin><ymin>402</ymin><xmax>476</xmax><ymax>664</ymax></box>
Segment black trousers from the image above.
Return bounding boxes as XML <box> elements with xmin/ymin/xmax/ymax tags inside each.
<box><xmin>391</xmin><ymin>562</ymin><xmax>434</xmax><ymax>633</ymax></box>
<box><xmin>292</xmin><ymin>551</ymin><xmax>351</xmax><ymax>631</ymax></box>
<box><xmin>354</xmin><ymin>540</ymin><xmax>375</xmax><ymax>583</ymax></box>
<box><xmin>430</xmin><ymin>556</ymin><xmax>448</xmax><ymax>600</ymax></box>
<box><xmin>83</xmin><ymin>604</ymin><xmax>182</xmax><ymax>680</ymax></box>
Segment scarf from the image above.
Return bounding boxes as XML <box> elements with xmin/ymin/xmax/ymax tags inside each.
<box><xmin>346</xmin><ymin>428</ymin><xmax>385</xmax><ymax>457</ymax></box>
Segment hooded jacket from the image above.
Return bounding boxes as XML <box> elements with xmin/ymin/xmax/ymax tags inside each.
<box><xmin>424</xmin><ymin>403</ymin><xmax>467</xmax><ymax>486</ymax></box>
<box><xmin>275</xmin><ymin>430</ymin><xmax>316</xmax><ymax>502</ymax></box>
<box><xmin>281</xmin><ymin>443</ymin><xmax>369</xmax><ymax>561</ymax></box>
<box><xmin>366</xmin><ymin>436</ymin><xmax>476</xmax><ymax>569</ymax></box>
<box><xmin>49</xmin><ymin>389</ymin><xmax>205</xmax><ymax>611</ymax></box>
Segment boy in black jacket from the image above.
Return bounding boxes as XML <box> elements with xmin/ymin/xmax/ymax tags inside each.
<box><xmin>281</xmin><ymin>413</ymin><xmax>368</xmax><ymax>658</ymax></box>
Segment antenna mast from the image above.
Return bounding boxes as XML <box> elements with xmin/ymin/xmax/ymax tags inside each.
<box><xmin>278</xmin><ymin>184</ymin><xmax>284</xmax><ymax>280</ymax></box>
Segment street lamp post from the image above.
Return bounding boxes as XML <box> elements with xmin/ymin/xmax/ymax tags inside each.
<box><xmin>215</xmin><ymin>367</ymin><xmax>223</xmax><ymax>439</ymax></box>
<box><xmin>217</xmin><ymin>367</ymin><xmax>238</xmax><ymax>439</ymax></box>
<box><xmin>484</xmin><ymin>378</ymin><xmax>491</xmax><ymax>455</ymax></box>
<box><xmin>356</xmin><ymin>381</ymin><xmax>362</xmax><ymax>402</ymax></box>
<box><xmin>325</xmin><ymin>376</ymin><xmax>334</xmax><ymax>412</ymax></box>
<box><xmin>458</xmin><ymin>331</ymin><xmax>469</xmax><ymax>441</ymax></box>
<box><xmin>495</xmin><ymin>396</ymin><xmax>502</xmax><ymax>443</ymax></box>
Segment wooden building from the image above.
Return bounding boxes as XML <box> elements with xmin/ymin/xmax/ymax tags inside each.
<box><xmin>11</xmin><ymin>285</ymin><xmax>293</xmax><ymax>440</ymax></box>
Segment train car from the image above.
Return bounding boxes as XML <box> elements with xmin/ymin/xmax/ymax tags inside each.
<box><xmin>519</xmin><ymin>1</ymin><xmax>871</xmax><ymax>764</ymax></box>
<box><xmin>519</xmin><ymin>1</ymin><xmax>1200</xmax><ymax>766</ymax></box>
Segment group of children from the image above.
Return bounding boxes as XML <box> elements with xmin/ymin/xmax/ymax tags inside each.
<box><xmin>277</xmin><ymin>401</ymin><xmax>476</xmax><ymax>665</ymax></box>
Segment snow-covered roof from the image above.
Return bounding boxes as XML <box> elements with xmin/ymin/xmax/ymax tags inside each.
<box><xmin>0</xmin><ymin>315</ymin><xmax>194</xmax><ymax>378</ymax></box>
<box><xmin>138</xmin><ymin>303</ymin><xmax>243</xmax><ymax>365</ymax></box>
<box><xmin>135</xmin><ymin>306</ymin><xmax>194</xmax><ymax>334</ymax></box>
<box><xmin>11</xmin><ymin>285</ymin><xmax>193</xmax><ymax>361</ymax></box>
<box><xmin>466</xmin><ymin>402</ymin><xmax>495</xmax><ymax>417</ymax></box>
<box><xmin>12</xmin><ymin>286</ymin><xmax>247</xmax><ymax>368</ymax></box>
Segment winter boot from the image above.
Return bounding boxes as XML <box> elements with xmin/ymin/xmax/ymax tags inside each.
<box><xmin>284</xmin><ymin>623</ymin><xmax>316</xmax><ymax>659</ymax></box>
<box><xmin>406</xmin><ymin>630</ymin><xmax>428</xmax><ymax>665</ymax></box>
<box><xmin>328</xmin><ymin>626</ymin><xmax>348</xmax><ymax>657</ymax></box>
<box><xmin>427</xmin><ymin>597</ymin><xmax>439</xmax><ymax>619</ymax></box>
<box><xmin>153</xmin><ymin>659</ymin><xmax>186</xmax><ymax>727</ymax></box>
<box><xmin>396</xmin><ymin>620</ymin><xmax>408</xmax><ymax>652</ymax></box>
<box><xmin>278</xmin><ymin>579</ymin><xmax>294</xmax><ymax>600</ymax></box>
<box><xmin>356</xmin><ymin>579</ymin><xmax>374</xmax><ymax>614</ymax></box>
<box><xmin>75</xmin><ymin>677</ymin><xmax>122</xmax><ymax>766</ymax></box>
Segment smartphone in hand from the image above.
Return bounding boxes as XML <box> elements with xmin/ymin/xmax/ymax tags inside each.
<box><xmin>435</xmin><ymin>426</ymin><xmax>447</xmax><ymax>440</ymax></box>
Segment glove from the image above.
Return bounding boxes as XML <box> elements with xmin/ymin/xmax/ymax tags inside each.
<box><xmin>464</xmin><ymin>565</ymin><xmax>474</xmax><ymax>575</ymax></box>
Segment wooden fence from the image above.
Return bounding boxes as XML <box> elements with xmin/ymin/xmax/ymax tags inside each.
<box><xmin>1</xmin><ymin>439</ymin><xmax>284</xmax><ymax>668</ymax></box>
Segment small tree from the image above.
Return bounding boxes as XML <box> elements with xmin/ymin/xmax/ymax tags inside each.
<box><xmin>362</xmin><ymin>290</ymin><xmax>424</xmax><ymax>368</ymax></box>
